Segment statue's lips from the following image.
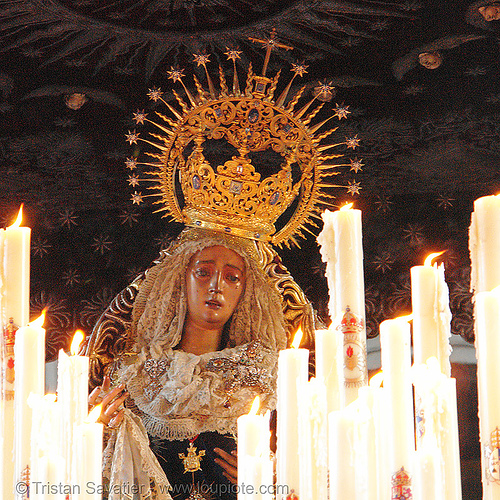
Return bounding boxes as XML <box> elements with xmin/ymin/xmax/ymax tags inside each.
<box><xmin>205</xmin><ymin>299</ymin><xmax>222</xmax><ymax>309</ymax></box>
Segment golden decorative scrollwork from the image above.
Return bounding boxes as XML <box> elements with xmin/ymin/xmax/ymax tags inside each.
<box><xmin>128</xmin><ymin>44</ymin><xmax>355</xmax><ymax>248</ymax></box>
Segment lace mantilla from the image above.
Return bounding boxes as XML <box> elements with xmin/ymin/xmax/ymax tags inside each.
<box><xmin>102</xmin><ymin>409</ymin><xmax>173</xmax><ymax>500</ymax></box>
<box><xmin>118</xmin><ymin>341</ymin><xmax>278</xmax><ymax>440</ymax></box>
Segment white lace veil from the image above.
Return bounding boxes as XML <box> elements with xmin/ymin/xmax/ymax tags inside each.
<box><xmin>130</xmin><ymin>227</ymin><xmax>288</xmax><ymax>354</ymax></box>
<box><xmin>102</xmin><ymin>228</ymin><xmax>289</xmax><ymax>500</ymax></box>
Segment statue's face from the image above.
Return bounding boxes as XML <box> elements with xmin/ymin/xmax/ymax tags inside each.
<box><xmin>480</xmin><ymin>5</ymin><xmax>500</xmax><ymax>21</ymax></box>
<box><xmin>185</xmin><ymin>245</ymin><xmax>246</xmax><ymax>332</ymax></box>
<box><xmin>418</xmin><ymin>52</ymin><xmax>443</xmax><ymax>70</ymax></box>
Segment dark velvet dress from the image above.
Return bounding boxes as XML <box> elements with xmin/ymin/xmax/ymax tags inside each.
<box><xmin>149</xmin><ymin>432</ymin><xmax>237</xmax><ymax>500</ymax></box>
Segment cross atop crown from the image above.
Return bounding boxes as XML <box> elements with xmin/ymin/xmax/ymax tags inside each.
<box><xmin>248</xmin><ymin>28</ymin><xmax>293</xmax><ymax>76</ymax></box>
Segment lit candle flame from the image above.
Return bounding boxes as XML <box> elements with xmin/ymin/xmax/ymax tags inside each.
<box><xmin>249</xmin><ymin>396</ymin><xmax>260</xmax><ymax>416</ymax></box>
<box><xmin>291</xmin><ymin>327</ymin><xmax>303</xmax><ymax>349</ymax></box>
<box><xmin>28</xmin><ymin>309</ymin><xmax>47</xmax><ymax>329</ymax></box>
<box><xmin>7</xmin><ymin>205</ymin><xmax>23</xmax><ymax>229</ymax></box>
<box><xmin>70</xmin><ymin>330</ymin><xmax>85</xmax><ymax>356</ymax></box>
<box><xmin>340</xmin><ymin>202</ymin><xmax>354</xmax><ymax>211</ymax></box>
<box><xmin>424</xmin><ymin>251</ymin><xmax>445</xmax><ymax>267</ymax></box>
<box><xmin>369</xmin><ymin>371</ymin><xmax>384</xmax><ymax>388</ymax></box>
<box><xmin>86</xmin><ymin>404</ymin><xmax>102</xmax><ymax>424</ymax></box>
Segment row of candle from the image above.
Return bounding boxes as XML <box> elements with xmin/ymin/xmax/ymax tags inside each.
<box><xmin>9</xmin><ymin>318</ymin><xmax>103</xmax><ymax>500</ymax></box>
<box><xmin>0</xmin><ymin>207</ymin><xmax>103</xmax><ymax>499</ymax></box>
<box><xmin>267</xmin><ymin>327</ymin><xmax>459</xmax><ymax>499</ymax></box>
<box><xmin>258</xmin><ymin>203</ymin><xmax>462</xmax><ymax>499</ymax></box>
<box><xmin>237</xmin><ymin>194</ymin><xmax>500</xmax><ymax>500</ymax></box>
<box><xmin>4</xmin><ymin>192</ymin><xmax>500</xmax><ymax>499</ymax></box>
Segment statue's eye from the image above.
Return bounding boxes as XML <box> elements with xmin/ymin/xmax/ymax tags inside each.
<box><xmin>226</xmin><ymin>273</ymin><xmax>240</xmax><ymax>283</ymax></box>
<box><xmin>195</xmin><ymin>267</ymin><xmax>210</xmax><ymax>277</ymax></box>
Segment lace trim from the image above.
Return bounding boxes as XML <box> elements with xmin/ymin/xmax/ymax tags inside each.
<box><xmin>103</xmin><ymin>410</ymin><xmax>173</xmax><ymax>500</ymax></box>
<box><xmin>118</xmin><ymin>341</ymin><xmax>278</xmax><ymax>440</ymax></box>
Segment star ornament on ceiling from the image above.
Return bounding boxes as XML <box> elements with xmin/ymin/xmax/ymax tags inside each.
<box><xmin>91</xmin><ymin>234</ymin><xmax>113</xmax><ymax>255</ymax></box>
<box><xmin>374</xmin><ymin>195</ymin><xmax>393</xmax><ymax>213</ymax></box>
<box><xmin>372</xmin><ymin>252</ymin><xmax>394</xmax><ymax>273</ymax></box>
<box><xmin>436</xmin><ymin>194</ymin><xmax>455</xmax><ymax>209</ymax></box>
<box><xmin>32</xmin><ymin>238</ymin><xmax>52</xmax><ymax>258</ymax></box>
<box><xmin>58</xmin><ymin>209</ymin><xmax>78</xmax><ymax>228</ymax></box>
<box><xmin>61</xmin><ymin>268</ymin><xmax>81</xmax><ymax>287</ymax></box>
<box><xmin>119</xmin><ymin>209</ymin><xmax>139</xmax><ymax>226</ymax></box>
<box><xmin>402</xmin><ymin>223</ymin><xmax>424</xmax><ymax>245</ymax></box>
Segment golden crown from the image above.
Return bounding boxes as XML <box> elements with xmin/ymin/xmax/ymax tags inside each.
<box><xmin>125</xmin><ymin>30</ymin><xmax>361</xmax><ymax>247</ymax></box>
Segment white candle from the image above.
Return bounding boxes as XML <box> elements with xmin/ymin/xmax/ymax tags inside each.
<box><xmin>318</xmin><ymin>205</ymin><xmax>367</xmax><ymax>405</ymax></box>
<box><xmin>38</xmin><ymin>454</ymin><xmax>66</xmax><ymax>500</ymax></box>
<box><xmin>238</xmin><ymin>398</ymin><xmax>268</xmax><ymax>458</ymax></box>
<box><xmin>474</xmin><ymin>290</ymin><xmax>500</xmax><ymax>497</ymax></box>
<box><xmin>373</xmin><ymin>385</ymin><xmax>391</xmax><ymax>500</ymax></box>
<box><xmin>13</xmin><ymin>313</ymin><xmax>45</xmax><ymax>499</ymax></box>
<box><xmin>1</xmin><ymin>206</ymin><xmax>31</xmax><ymax>499</ymax></box>
<box><xmin>58</xmin><ymin>331</ymin><xmax>90</xmax><ymax>485</ymax></box>
<box><xmin>469</xmin><ymin>194</ymin><xmax>500</xmax><ymax>293</ymax></box>
<box><xmin>411</xmin><ymin>253</ymin><xmax>452</xmax><ymax>376</ymax></box>
<box><xmin>72</xmin><ymin>406</ymin><xmax>103</xmax><ymax>500</ymax></box>
<box><xmin>0</xmin><ymin>228</ymin><xmax>5</xmax><ymax>499</ymax></box>
<box><xmin>412</xmin><ymin>369</ymin><xmax>444</xmax><ymax>500</ymax></box>
<box><xmin>380</xmin><ymin>317</ymin><xmax>415</xmax><ymax>494</ymax></box>
<box><xmin>412</xmin><ymin>359</ymin><xmax>462</xmax><ymax>500</ymax></box>
<box><xmin>328</xmin><ymin>407</ymin><xmax>356</xmax><ymax>500</ymax></box>
<box><xmin>357</xmin><ymin>385</ymin><xmax>381</xmax><ymax>500</ymax></box>
<box><xmin>441</xmin><ymin>377</ymin><xmax>462</xmax><ymax>500</ymax></box>
<box><xmin>314</xmin><ymin>328</ymin><xmax>342</xmax><ymax>414</ymax></box>
<box><xmin>276</xmin><ymin>329</ymin><xmax>309</xmax><ymax>500</ymax></box>
<box><xmin>238</xmin><ymin>397</ymin><xmax>273</xmax><ymax>500</ymax></box>
<box><xmin>28</xmin><ymin>394</ymin><xmax>61</xmax><ymax>500</ymax></box>
<box><xmin>414</xmin><ymin>437</ymin><xmax>444</xmax><ymax>500</ymax></box>
<box><xmin>2</xmin><ymin>206</ymin><xmax>31</xmax><ymax>328</ymax></box>
<box><xmin>298</xmin><ymin>378</ymin><xmax>328</xmax><ymax>500</ymax></box>
<box><xmin>239</xmin><ymin>456</ymin><xmax>273</xmax><ymax>500</ymax></box>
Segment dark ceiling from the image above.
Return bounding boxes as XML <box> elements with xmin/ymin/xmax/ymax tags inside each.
<box><xmin>1</xmin><ymin>0</ymin><xmax>499</xmax><ymax>359</ymax></box>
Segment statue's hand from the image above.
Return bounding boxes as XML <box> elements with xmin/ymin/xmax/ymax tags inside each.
<box><xmin>88</xmin><ymin>375</ymin><xmax>128</xmax><ymax>429</ymax></box>
<box><xmin>214</xmin><ymin>447</ymin><xmax>238</xmax><ymax>484</ymax></box>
